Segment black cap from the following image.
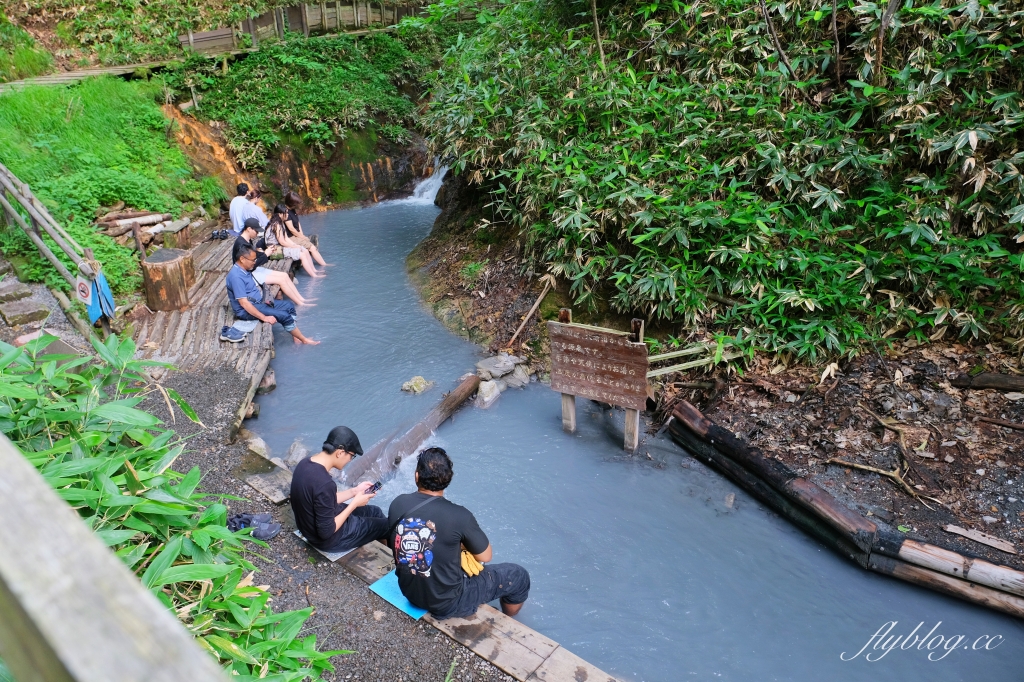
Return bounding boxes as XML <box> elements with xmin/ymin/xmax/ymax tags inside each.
<box><xmin>323</xmin><ymin>426</ymin><xmax>363</xmax><ymax>456</ymax></box>
<box><xmin>242</xmin><ymin>217</ymin><xmax>261</xmax><ymax>232</ymax></box>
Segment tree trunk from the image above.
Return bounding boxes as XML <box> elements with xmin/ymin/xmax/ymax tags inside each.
<box><xmin>141</xmin><ymin>248</ymin><xmax>194</xmax><ymax>312</ymax></box>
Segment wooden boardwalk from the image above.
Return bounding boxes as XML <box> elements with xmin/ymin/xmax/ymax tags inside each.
<box><xmin>135</xmin><ymin>237</ymin><xmax>293</xmax><ymax>374</ymax></box>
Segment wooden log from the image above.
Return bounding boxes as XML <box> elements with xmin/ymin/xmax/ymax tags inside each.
<box><xmin>892</xmin><ymin>539</ymin><xmax>1024</xmax><ymax>597</ymax></box>
<box><xmin>110</xmin><ymin>213</ymin><xmax>171</xmax><ymax>228</ymax></box>
<box><xmin>867</xmin><ymin>553</ymin><xmax>1024</xmax><ymax>619</ymax></box>
<box><xmin>141</xmin><ymin>248</ymin><xmax>194</xmax><ymax>312</ymax></box>
<box><xmin>0</xmin><ymin>434</ymin><xmax>228</xmax><ymax>682</ymax></box>
<box><xmin>978</xmin><ymin>416</ymin><xmax>1024</xmax><ymax>432</ymax></box>
<box><xmin>561</xmin><ymin>394</ymin><xmax>576</xmax><ymax>433</ymax></box>
<box><xmin>0</xmin><ymin>176</ymin><xmax>88</xmax><ymax>275</ymax></box>
<box><xmin>98</xmin><ymin>210</ymin><xmax>157</xmax><ymax>222</ymax></box>
<box><xmin>342</xmin><ymin>375</ymin><xmax>481</xmax><ymax>483</ymax></box>
<box><xmin>943</xmin><ymin>524</ymin><xmax>1017</xmax><ymax>553</ymax></box>
<box><xmin>669</xmin><ymin>420</ymin><xmax>868</xmax><ymax>565</ymax></box>
<box><xmin>951</xmin><ymin>372</ymin><xmax>1024</xmax><ymax>391</ymax></box>
<box><xmin>229</xmin><ymin>351</ymin><xmax>272</xmax><ymax>443</ymax></box>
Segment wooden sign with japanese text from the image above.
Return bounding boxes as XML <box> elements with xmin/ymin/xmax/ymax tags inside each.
<box><xmin>546</xmin><ymin>321</ymin><xmax>649</xmax><ymax>411</ymax></box>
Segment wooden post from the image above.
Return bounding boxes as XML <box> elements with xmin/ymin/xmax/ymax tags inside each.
<box><xmin>335</xmin><ymin>0</ymin><xmax>342</xmax><ymax>29</ymax></box>
<box><xmin>248</xmin><ymin>16</ymin><xmax>259</xmax><ymax>48</ymax></box>
<box><xmin>320</xmin><ymin>2</ymin><xmax>328</xmax><ymax>31</ymax></box>
<box><xmin>301</xmin><ymin>3</ymin><xmax>310</xmax><ymax>36</ymax></box>
<box><xmin>0</xmin><ymin>434</ymin><xmax>229</xmax><ymax>682</ymax></box>
<box><xmin>352</xmin><ymin>0</ymin><xmax>358</xmax><ymax>27</ymax></box>
<box><xmin>274</xmin><ymin>8</ymin><xmax>283</xmax><ymax>39</ymax></box>
<box><xmin>624</xmin><ymin>408</ymin><xmax>640</xmax><ymax>452</ymax></box>
<box><xmin>141</xmin><ymin>248</ymin><xmax>194</xmax><ymax>312</ymax></box>
<box><xmin>0</xmin><ymin>199</ymin><xmax>75</xmax><ymax>287</ymax></box>
<box><xmin>562</xmin><ymin>394</ymin><xmax>577</xmax><ymax>434</ymax></box>
<box><xmin>187</xmin><ymin>29</ymin><xmax>195</xmax><ymax>49</ymax></box>
<box><xmin>556</xmin><ymin>308</ymin><xmax>576</xmax><ymax>433</ymax></box>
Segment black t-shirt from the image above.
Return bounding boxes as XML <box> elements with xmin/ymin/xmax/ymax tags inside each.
<box><xmin>232</xmin><ymin>234</ymin><xmax>268</xmax><ymax>268</ymax></box>
<box><xmin>286</xmin><ymin>208</ymin><xmax>301</xmax><ymax>237</ymax></box>
<box><xmin>388</xmin><ymin>492</ymin><xmax>489</xmax><ymax>615</ymax></box>
<box><xmin>290</xmin><ymin>458</ymin><xmax>345</xmax><ymax>549</ymax></box>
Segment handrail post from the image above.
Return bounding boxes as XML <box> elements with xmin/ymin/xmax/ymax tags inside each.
<box><xmin>0</xmin><ymin>433</ymin><xmax>228</xmax><ymax>682</ymax></box>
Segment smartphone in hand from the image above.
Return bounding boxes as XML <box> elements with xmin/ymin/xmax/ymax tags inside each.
<box><xmin>366</xmin><ymin>481</ymin><xmax>382</xmax><ymax>494</ymax></box>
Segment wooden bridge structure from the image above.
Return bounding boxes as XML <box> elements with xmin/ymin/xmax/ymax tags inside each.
<box><xmin>0</xmin><ymin>2</ymin><xmax>466</xmax><ymax>93</ymax></box>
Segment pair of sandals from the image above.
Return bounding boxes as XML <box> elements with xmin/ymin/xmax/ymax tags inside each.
<box><xmin>227</xmin><ymin>512</ymin><xmax>281</xmax><ymax>540</ymax></box>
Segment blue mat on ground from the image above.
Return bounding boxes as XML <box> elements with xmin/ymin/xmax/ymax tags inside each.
<box><xmin>369</xmin><ymin>570</ymin><xmax>427</xmax><ymax>620</ymax></box>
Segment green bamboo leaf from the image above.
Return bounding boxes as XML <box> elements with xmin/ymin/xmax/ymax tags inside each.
<box><xmin>91</xmin><ymin>400</ymin><xmax>160</xmax><ymax>427</ymax></box>
<box><xmin>154</xmin><ymin>563</ymin><xmax>236</xmax><ymax>586</ymax></box>
<box><xmin>165</xmin><ymin>387</ymin><xmax>204</xmax><ymax>426</ymax></box>
<box><xmin>204</xmin><ymin>634</ymin><xmax>259</xmax><ymax>665</ymax></box>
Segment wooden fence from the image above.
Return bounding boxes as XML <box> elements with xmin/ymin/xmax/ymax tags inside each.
<box><xmin>179</xmin><ymin>2</ymin><xmax>449</xmax><ymax>54</ymax></box>
<box><xmin>0</xmin><ymin>433</ymin><xmax>227</xmax><ymax>682</ymax></box>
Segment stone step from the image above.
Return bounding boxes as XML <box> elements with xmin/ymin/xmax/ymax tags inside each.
<box><xmin>0</xmin><ymin>298</ymin><xmax>51</xmax><ymax>326</ymax></box>
<box><xmin>0</xmin><ymin>278</ymin><xmax>32</xmax><ymax>303</ymax></box>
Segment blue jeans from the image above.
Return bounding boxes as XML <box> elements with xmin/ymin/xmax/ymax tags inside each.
<box><xmin>237</xmin><ymin>299</ymin><xmax>296</xmax><ymax>332</ymax></box>
<box><xmin>434</xmin><ymin>563</ymin><xmax>531</xmax><ymax>620</ymax></box>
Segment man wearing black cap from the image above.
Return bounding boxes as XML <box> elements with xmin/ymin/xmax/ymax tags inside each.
<box><xmin>290</xmin><ymin>426</ymin><xmax>388</xmax><ymax>553</ymax></box>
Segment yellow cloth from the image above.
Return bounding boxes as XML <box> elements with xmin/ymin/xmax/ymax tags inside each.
<box><xmin>460</xmin><ymin>549</ymin><xmax>484</xmax><ymax>577</ymax></box>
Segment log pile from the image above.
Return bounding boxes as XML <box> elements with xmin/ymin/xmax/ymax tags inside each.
<box><xmin>669</xmin><ymin>399</ymin><xmax>1024</xmax><ymax>618</ymax></box>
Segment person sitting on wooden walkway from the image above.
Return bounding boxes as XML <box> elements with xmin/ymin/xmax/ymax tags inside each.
<box><xmin>266</xmin><ymin>204</ymin><xmax>325</xmax><ymax>277</ymax></box>
<box><xmin>283</xmin><ymin>192</ymin><xmax>330</xmax><ymax>267</ymax></box>
<box><xmin>225</xmin><ymin>243</ymin><xmax>319</xmax><ymax>345</ymax></box>
<box><xmin>290</xmin><ymin>426</ymin><xmax>390</xmax><ymax>553</ymax></box>
<box><xmin>233</xmin><ymin>218</ymin><xmax>315</xmax><ymax>307</ymax></box>
<box><xmin>388</xmin><ymin>447</ymin><xmax>530</xmax><ymax>619</ymax></box>
<box><xmin>229</xmin><ymin>182</ymin><xmax>269</xmax><ymax>233</ymax></box>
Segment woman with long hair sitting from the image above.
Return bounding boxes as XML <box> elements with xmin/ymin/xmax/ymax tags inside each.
<box><xmin>282</xmin><ymin>192</ymin><xmax>330</xmax><ymax>267</ymax></box>
<box><xmin>266</xmin><ymin>204</ymin><xmax>324</xmax><ymax>278</ymax></box>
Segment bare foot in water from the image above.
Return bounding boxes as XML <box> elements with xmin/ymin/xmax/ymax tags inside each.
<box><xmin>297</xmin><ymin>301</ymin><xmax>317</xmax><ymax>307</ymax></box>
<box><xmin>293</xmin><ymin>336</ymin><xmax>320</xmax><ymax>345</ymax></box>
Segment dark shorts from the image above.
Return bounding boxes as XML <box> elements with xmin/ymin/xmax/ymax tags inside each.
<box><xmin>321</xmin><ymin>505</ymin><xmax>390</xmax><ymax>553</ymax></box>
<box><xmin>435</xmin><ymin>563</ymin><xmax>531</xmax><ymax>620</ymax></box>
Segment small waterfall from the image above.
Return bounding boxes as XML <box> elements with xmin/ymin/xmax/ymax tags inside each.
<box><xmin>403</xmin><ymin>166</ymin><xmax>448</xmax><ymax>205</ymax></box>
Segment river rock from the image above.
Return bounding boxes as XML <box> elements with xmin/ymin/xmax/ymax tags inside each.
<box><xmin>476</xmin><ymin>353</ymin><xmax>518</xmax><ymax>380</ymax></box>
<box><xmin>505</xmin><ymin>365</ymin><xmax>530</xmax><ymax>389</ymax></box>
<box><xmin>257</xmin><ymin>368</ymin><xmax>276</xmax><ymax>395</ymax></box>
<box><xmin>495</xmin><ymin>379</ymin><xmax>508</xmax><ymax>392</ymax></box>
<box><xmin>247</xmin><ymin>436</ymin><xmax>270</xmax><ymax>460</ymax></box>
<box><xmin>285</xmin><ymin>439</ymin><xmax>311</xmax><ymax>468</ymax></box>
<box><xmin>401</xmin><ymin>376</ymin><xmax>432</xmax><ymax>393</ymax></box>
<box><xmin>475</xmin><ymin>380</ymin><xmax>501</xmax><ymax>408</ymax></box>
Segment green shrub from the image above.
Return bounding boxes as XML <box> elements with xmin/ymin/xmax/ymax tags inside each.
<box><xmin>0</xmin><ymin>14</ymin><xmax>53</xmax><ymax>82</ymax></box>
<box><xmin>424</xmin><ymin>0</ymin><xmax>1024</xmax><ymax>359</ymax></box>
<box><xmin>0</xmin><ymin>333</ymin><xmax>346</xmax><ymax>679</ymax></box>
<box><xmin>164</xmin><ymin>24</ymin><xmax>469</xmax><ymax>169</ymax></box>
<box><xmin>0</xmin><ymin>77</ymin><xmax>209</xmax><ymax>294</ymax></box>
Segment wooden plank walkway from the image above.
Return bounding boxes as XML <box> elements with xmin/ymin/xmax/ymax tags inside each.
<box><xmin>339</xmin><ymin>543</ymin><xmax>620</xmax><ymax>682</ymax></box>
<box><xmin>134</xmin><ymin>238</ymin><xmax>293</xmax><ymax>376</ymax></box>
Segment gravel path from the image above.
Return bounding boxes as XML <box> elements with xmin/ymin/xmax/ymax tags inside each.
<box><xmin>143</xmin><ymin>366</ymin><xmax>516</xmax><ymax>682</ymax></box>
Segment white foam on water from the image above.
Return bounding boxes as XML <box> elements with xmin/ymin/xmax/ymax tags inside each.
<box><xmin>398</xmin><ymin>166</ymin><xmax>448</xmax><ymax>205</ymax></box>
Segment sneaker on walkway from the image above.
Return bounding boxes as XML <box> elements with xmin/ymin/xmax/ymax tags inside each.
<box><xmin>220</xmin><ymin>325</ymin><xmax>245</xmax><ymax>343</ymax></box>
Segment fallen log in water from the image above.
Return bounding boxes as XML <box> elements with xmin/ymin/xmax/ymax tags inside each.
<box><xmin>669</xmin><ymin>400</ymin><xmax>1024</xmax><ymax>618</ymax></box>
<box><xmin>342</xmin><ymin>374</ymin><xmax>480</xmax><ymax>484</ymax></box>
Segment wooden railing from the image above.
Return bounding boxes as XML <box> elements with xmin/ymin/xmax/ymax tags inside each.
<box><xmin>0</xmin><ymin>433</ymin><xmax>227</xmax><ymax>682</ymax></box>
<box><xmin>179</xmin><ymin>2</ymin><xmax>439</xmax><ymax>54</ymax></box>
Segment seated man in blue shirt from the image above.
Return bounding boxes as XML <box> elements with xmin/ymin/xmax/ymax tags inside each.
<box><xmin>226</xmin><ymin>244</ymin><xmax>319</xmax><ymax>346</ymax></box>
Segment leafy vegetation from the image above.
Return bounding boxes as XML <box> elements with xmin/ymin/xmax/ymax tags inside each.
<box><xmin>8</xmin><ymin>1</ymin><xmax>294</xmax><ymax>66</ymax></box>
<box><xmin>0</xmin><ymin>13</ymin><xmax>53</xmax><ymax>82</ymax></box>
<box><xmin>0</xmin><ymin>77</ymin><xmax>224</xmax><ymax>294</ymax></box>
<box><xmin>1</xmin><ymin>333</ymin><xmax>345</xmax><ymax>679</ymax></box>
<box><xmin>424</xmin><ymin>0</ymin><xmax>1024</xmax><ymax>359</ymax></box>
<box><xmin>165</xmin><ymin>24</ymin><xmax>467</xmax><ymax>169</ymax></box>
<box><xmin>459</xmin><ymin>258</ymin><xmax>488</xmax><ymax>284</ymax></box>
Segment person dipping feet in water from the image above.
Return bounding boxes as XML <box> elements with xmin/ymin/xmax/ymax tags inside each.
<box><xmin>290</xmin><ymin>426</ymin><xmax>390</xmax><ymax>553</ymax></box>
<box><xmin>283</xmin><ymin>192</ymin><xmax>331</xmax><ymax>268</ymax></box>
<box><xmin>266</xmin><ymin>204</ymin><xmax>324</xmax><ymax>278</ymax></box>
<box><xmin>233</xmin><ymin>218</ymin><xmax>315</xmax><ymax>307</ymax></box>
<box><xmin>388</xmin><ymin>447</ymin><xmax>530</xmax><ymax>619</ymax></box>
<box><xmin>226</xmin><ymin>243</ymin><xmax>319</xmax><ymax>345</ymax></box>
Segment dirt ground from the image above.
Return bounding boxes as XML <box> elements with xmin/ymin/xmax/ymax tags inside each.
<box><xmin>655</xmin><ymin>343</ymin><xmax>1024</xmax><ymax>570</ymax></box>
<box><xmin>143</xmin><ymin>365</ymin><xmax>515</xmax><ymax>682</ymax></box>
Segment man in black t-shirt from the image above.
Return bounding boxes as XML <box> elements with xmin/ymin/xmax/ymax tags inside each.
<box><xmin>388</xmin><ymin>447</ymin><xmax>530</xmax><ymax>619</ymax></box>
<box><xmin>290</xmin><ymin>426</ymin><xmax>388</xmax><ymax>553</ymax></box>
